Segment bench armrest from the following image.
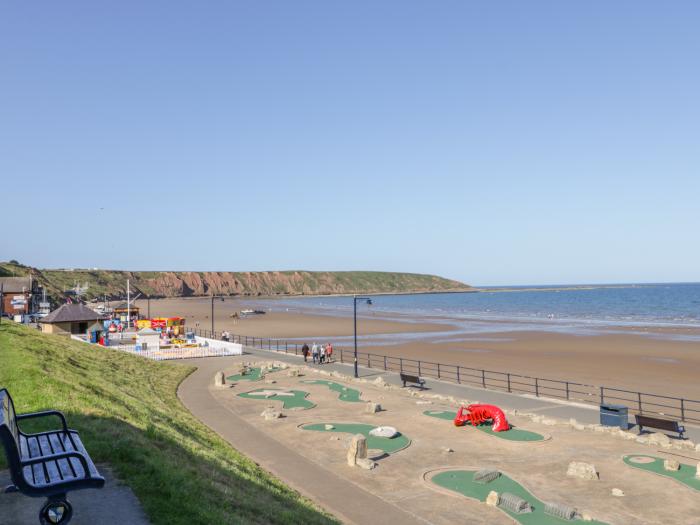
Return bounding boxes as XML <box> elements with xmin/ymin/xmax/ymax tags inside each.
<box><xmin>16</xmin><ymin>410</ymin><xmax>69</xmax><ymax>433</ymax></box>
<box><xmin>22</xmin><ymin>451</ymin><xmax>92</xmax><ymax>478</ymax></box>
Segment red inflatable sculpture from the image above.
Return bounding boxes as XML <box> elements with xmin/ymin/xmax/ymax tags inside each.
<box><xmin>453</xmin><ymin>404</ymin><xmax>510</xmax><ymax>432</ymax></box>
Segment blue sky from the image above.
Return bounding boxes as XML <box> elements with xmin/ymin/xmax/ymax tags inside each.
<box><xmin>1</xmin><ymin>2</ymin><xmax>699</xmax><ymax>286</ymax></box>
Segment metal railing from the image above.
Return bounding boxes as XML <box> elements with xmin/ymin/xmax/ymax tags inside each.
<box><xmin>193</xmin><ymin>328</ymin><xmax>700</xmax><ymax>424</ymax></box>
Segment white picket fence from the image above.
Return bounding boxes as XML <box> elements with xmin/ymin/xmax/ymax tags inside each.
<box><xmin>101</xmin><ymin>336</ymin><xmax>243</xmax><ymax>361</ymax></box>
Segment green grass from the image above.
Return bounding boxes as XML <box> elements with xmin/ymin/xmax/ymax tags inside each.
<box><xmin>0</xmin><ymin>322</ymin><xmax>338</xmax><ymax>525</ymax></box>
<box><xmin>431</xmin><ymin>470</ymin><xmax>607</xmax><ymax>524</ymax></box>
<box><xmin>238</xmin><ymin>389</ymin><xmax>316</xmax><ymax>410</ymax></box>
<box><xmin>301</xmin><ymin>423</ymin><xmax>410</xmax><ymax>454</ymax></box>
<box><xmin>226</xmin><ymin>367</ymin><xmax>280</xmax><ymax>383</ymax></box>
<box><xmin>623</xmin><ymin>455</ymin><xmax>700</xmax><ymax>491</ymax></box>
<box><xmin>300</xmin><ymin>380</ymin><xmax>363</xmax><ymax>402</ymax></box>
<box><xmin>423</xmin><ymin>410</ymin><xmax>545</xmax><ymax>442</ymax></box>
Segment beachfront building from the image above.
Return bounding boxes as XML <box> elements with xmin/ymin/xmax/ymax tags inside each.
<box><xmin>39</xmin><ymin>303</ymin><xmax>105</xmax><ymax>338</ymax></box>
<box><xmin>113</xmin><ymin>302</ymin><xmax>139</xmax><ymax>327</ymax></box>
<box><xmin>0</xmin><ymin>276</ymin><xmax>39</xmax><ymax>317</ymax></box>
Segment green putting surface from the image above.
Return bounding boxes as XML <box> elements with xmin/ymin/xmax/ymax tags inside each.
<box><xmin>423</xmin><ymin>410</ymin><xmax>545</xmax><ymax>442</ymax></box>
<box><xmin>623</xmin><ymin>455</ymin><xmax>700</xmax><ymax>491</ymax></box>
<box><xmin>300</xmin><ymin>380</ymin><xmax>363</xmax><ymax>402</ymax></box>
<box><xmin>226</xmin><ymin>366</ymin><xmax>280</xmax><ymax>382</ymax></box>
<box><xmin>238</xmin><ymin>388</ymin><xmax>316</xmax><ymax>410</ymax></box>
<box><xmin>301</xmin><ymin>423</ymin><xmax>410</xmax><ymax>454</ymax></box>
<box><xmin>431</xmin><ymin>470</ymin><xmax>607</xmax><ymax>525</ymax></box>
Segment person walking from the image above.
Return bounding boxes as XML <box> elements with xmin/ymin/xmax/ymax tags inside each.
<box><xmin>311</xmin><ymin>343</ymin><xmax>319</xmax><ymax>364</ymax></box>
<box><xmin>302</xmin><ymin>343</ymin><xmax>310</xmax><ymax>362</ymax></box>
<box><xmin>319</xmin><ymin>344</ymin><xmax>326</xmax><ymax>364</ymax></box>
<box><xmin>326</xmin><ymin>342</ymin><xmax>333</xmax><ymax>363</ymax></box>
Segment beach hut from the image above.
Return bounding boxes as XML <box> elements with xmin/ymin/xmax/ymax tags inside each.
<box><xmin>39</xmin><ymin>304</ymin><xmax>105</xmax><ymax>338</ymax></box>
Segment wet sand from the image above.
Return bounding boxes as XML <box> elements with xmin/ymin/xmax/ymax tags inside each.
<box><xmin>136</xmin><ymin>297</ymin><xmax>700</xmax><ymax>400</ymax></box>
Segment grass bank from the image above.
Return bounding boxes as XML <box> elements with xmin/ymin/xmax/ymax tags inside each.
<box><xmin>0</xmin><ymin>322</ymin><xmax>338</xmax><ymax>524</ymax></box>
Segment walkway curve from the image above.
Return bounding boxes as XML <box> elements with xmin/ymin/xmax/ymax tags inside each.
<box><xmin>177</xmin><ymin>356</ymin><xmax>429</xmax><ymax>525</ymax></box>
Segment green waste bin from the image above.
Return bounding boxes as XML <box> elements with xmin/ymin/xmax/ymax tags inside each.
<box><xmin>600</xmin><ymin>404</ymin><xmax>628</xmax><ymax>430</ymax></box>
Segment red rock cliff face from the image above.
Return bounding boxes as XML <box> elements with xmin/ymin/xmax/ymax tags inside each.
<box><xmin>135</xmin><ymin>271</ymin><xmax>470</xmax><ymax>297</ymax></box>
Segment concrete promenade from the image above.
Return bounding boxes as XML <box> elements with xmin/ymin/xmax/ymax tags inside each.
<box><xmin>242</xmin><ymin>345</ymin><xmax>700</xmax><ymax>443</ymax></box>
<box><xmin>177</xmin><ymin>355</ymin><xmax>429</xmax><ymax>525</ymax></box>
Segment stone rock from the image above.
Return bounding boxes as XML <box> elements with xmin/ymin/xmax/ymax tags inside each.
<box><xmin>663</xmin><ymin>459</ymin><xmax>680</xmax><ymax>471</ymax></box>
<box><xmin>369</xmin><ymin>426</ymin><xmax>397</xmax><ymax>438</ymax></box>
<box><xmin>329</xmin><ymin>436</ymin><xmax>340</xmax><ymax>441</ymax></box>
<box><xmin>441</xmin><ymin>447</ymin><xmax>454</xmax><ymax>453</ymax></box>
<box><xmin>265</xmin><ymin>380</ymin><xmax>277</xmax><ymax>384</ymax></box>
<box><xmin>611</xmin><ymin>488</ymin><xmax>625</xmax><ymax>497</ymax></box>
<box><xmin>695</xmin><ymin>443</ymin><xmax>700</xmax><ymax>453</ymax></box>
<box><xmin>288</xmin><ymin>369</ymin><xmax>300</xmax><ymax>377</ymax></box>
<box><xmin>635</xmin><ymin>436</ymin><xmax>649</xmax><ymax>445</ymax></box>
<box><xmin>366</xmin><ymin>402</ymin><xmax>382</xmax><ymax>414</ymax></box>
<box><xmin>416</xmin><ymin>400</ymin><xmax>432</xmax><ymax>405</ymax></box>
<box><xmin>356</xmin><ymin>458</ymin><xmax>377</xmax><ymax>470</ymax></box>
<box><xmin>619</xmin><ymin>431</ymin><xmax>638</xmax><ymax>441</ymax></box>
<box><xmin>347</xmin><ymin>434</ymin><xmax>368</xmax><ymax>466</ymax></box>
<box><xmin>373</xmin><ymin>377</ymin><xmax>386</xmax><ymax>387</ymax></box>
<box><xmin>485</xmin><ymin>491</ymin><xmax>499</xmax><ymax>506</ymax></box>
<box><xmin>580</xmin><ymin>512</ymin><xmax>593</xmax><ymax>522</ymax></box>
<box><xmin>261</xmin><ymin>408</ymin><xmax>282</xmax><ymax>420</ymax></box>
<box><xmin>566</xmin><ymin>461</ymin><xmax>599</xmax><ymax>481</ymax></box>
<box><xmin>573</xmin><ymin>423</ymin><xmax>586</xmax><ymax>431</ymax></box>
<box><xmin>324</xmin><ymin>424</ymin><xmax>335</xmax><ymax>430</ymax></box>
<box><xmin>214</xmin><ymin>371</ymin><xmax>226</xmax><ymax>387</ymax></box>
<box><xmin>648</xmin><ymin>433</ymin><xmax>671</xmax><ymax>446</ymax></box>
<box><xmin>542</xmin><ymin>418</ymin><xmax>557</xmax><ymax>426</ymax></box>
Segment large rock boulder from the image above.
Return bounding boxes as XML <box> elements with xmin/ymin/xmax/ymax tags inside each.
<box><xmin>566</xmin><ymin>461</ymin><xmax>599</xmax><ymax>481</ymax></box>
<box><xmin>347</xmin><ymin>434</ymin><xmax>368</xmax><ymax>466</ymax></box>
<box><xmin>214</xmin><ymin>371</ymin><xmax>226</xmax><ymax>387</ymax></box>
<box><xmin>485</xmin><ymin>491</ymin><xmax>499</xmax><ymax>506</ymax></box>
<box><xmin>261</xmin><ymin>407</ymin><xmax>282</xmax><ymax>420</ymax></box>
<box><xmin>647</xmin><ymin>433</ymin><xmax>671</xmax><ymax>446</ymax></box>
<box><xmin>663</xmin><ymin>459</ymin><xmax>680</xmax><ymax>471</ymax></box>
<box><xmin>366</xmin><ymin>402</ymin><xmax>382</xmax><ymax>414</ymax></box>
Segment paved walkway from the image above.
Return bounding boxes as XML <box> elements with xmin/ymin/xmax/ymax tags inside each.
<box><xmin>177</xmin><ymin>356</ymin><xmax>429</xmax><ymax>525</ymax></box>
<box><xmin>242</xmin><ymin>346</ymin><xmax>700</xmax><ymax>442</ymax></box>
<box><xmin>0</xmin><ymin>467</ymin><xmax>149</xmax><ymax>525</ymax></box>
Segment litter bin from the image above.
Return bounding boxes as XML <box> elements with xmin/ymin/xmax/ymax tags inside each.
<box><xmin>600</xmin><ymin>404</ymin><xmax>628</xmax><ymax>430</ymax></box>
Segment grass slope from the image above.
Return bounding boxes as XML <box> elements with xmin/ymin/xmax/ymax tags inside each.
<box><xmin>0</xmin><ymin>322</ymin><xmax>337</xmax><ymax>525</ymax></box>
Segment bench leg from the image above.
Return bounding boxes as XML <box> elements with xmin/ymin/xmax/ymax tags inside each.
<box><xmin>4</xmin><ymin>484</ymin><xmax>18</xmax><ymax>493</ymax></box>
<box><xmin>40</xmin><ymin>494</ymin><xmax>73</xmax><ymax>525</ymax></box>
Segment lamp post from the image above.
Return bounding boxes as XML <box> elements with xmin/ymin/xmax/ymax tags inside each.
<box><xmin>211</xmin><ymin>295</ymin><xmax>224</xmax><ymax>336</ymax></box>
<box><xmin>353</xmin><ymin>295</ymin><xmax>373</xmax><ymax>378</ymax></box>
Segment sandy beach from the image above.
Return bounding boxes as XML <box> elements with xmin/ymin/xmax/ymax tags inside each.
<box><xmin>136</xmin><ymin>297</ymin><xmax>700</xmax><ymax>400</ymax></box>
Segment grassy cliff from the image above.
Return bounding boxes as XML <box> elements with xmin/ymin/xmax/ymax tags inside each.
<box><xmin>0</xmin><ymin>322</ymin><xmax>337</xmax><ymax>524</ymax></box>
<box><xmin>0</xmin><ymin>261</ymin><xmax>471</xmax><ymax>302</ymax></box>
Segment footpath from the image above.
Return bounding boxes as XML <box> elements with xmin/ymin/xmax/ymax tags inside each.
<box><xmin>242</xmin><ymin>346</ymin><xmax>700</xmax><ymax>443</ymax></box>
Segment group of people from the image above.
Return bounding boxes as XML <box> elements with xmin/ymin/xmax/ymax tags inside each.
<box><xmin>301</xmin><ymin>342</ymin><xmax>333</xmax><ymax>364</ymax></box>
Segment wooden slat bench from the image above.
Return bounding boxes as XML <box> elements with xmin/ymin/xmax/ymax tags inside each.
<box><xmin>0</xmin><ymin>388</ymin><xmax>104</xmax><ymax>524</ymax></box>
<box><xmin>399</xmin><ymin>373</ymin><xmax>426</xmax><ymax>389</ymax></box>
<box><xmin>634</xmin><ymin>414</ymin><xmax>686</xmax><ymax>440</ymax></box>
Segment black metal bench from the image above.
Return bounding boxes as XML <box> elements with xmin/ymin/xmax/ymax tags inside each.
<box><xmin>399</xmin><ymin>373</ymin><xmax>426</xmax><ymax>389</ymax></box>
<box><xmin>634</xmin><ymin>413</ymin><xmax>686</xmax><ymax>440</ymax></box>
<box><xmin>0</xmin><ymin>388</ymin><xmax>104</xmax><ymax>524</ymax></box>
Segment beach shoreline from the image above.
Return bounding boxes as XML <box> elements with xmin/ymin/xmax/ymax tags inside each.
<box><xmin>135</xmin><ymin>297</ymin><xmax>700</xmax><ymax>399</ymax></box>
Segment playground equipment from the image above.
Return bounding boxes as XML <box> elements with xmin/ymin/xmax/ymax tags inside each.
<box><xmin>453</xmin><ymin>404</ymin><xmax>510</xmax><ymax>432</ymax></box>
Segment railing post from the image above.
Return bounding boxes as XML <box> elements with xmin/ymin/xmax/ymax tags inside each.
<box><xmin>457</xmin><ymin>366</ymin><xmax>460</xmax><ymax>384</ymax></box>
<box><xmin>340</xmin><ymin>349</ymin><xmax>343</xmax><ymax>363</ymax></box>
<box><xmin>600</xmin><ymin>386</ymin><xmax>604</xmax><ymax>405</ymax></box>
<box><xmin>638</xmin><ymin>392</ymin><xmax>642</xmax><ymax>414</ymax></box>
<box><xmin>295</xmin><ymin>344</ymin><xmax>298</xmax><ymax>355</ymax></box>
<box><xmin>535</xmin><ymin>377</ymin><xmax>539</xmax><ymax>397</ymax></box>
<box><xmin>400</xmin><ymin>358</ymin><xmax>403</xmax><ymax>373</ymax></box>
<box><xmin>285</xmin><ymin>342</ymin><xmax>288</xmax><ymax>353</ymax></box>
<box><xmin>565</xmin><ymin>382</ymin><xmax>570</xmax><ymax>400</ymax></box>
<box><xmin>681</xmin><ymin>398</ymin><xmax>686</xmax><ymax>421</ymax></box>
<box><xmin>482</xmin><ymin>369</ymin><xmax>486</xmax><ymax>388</ymax></box>
<box><xmin>384</xmin><ymin>356</ymin><xmax>387</xmax><ymax>371</ymax></box>
<box><xmin>437</xmin><ymin>363</ymin><xmax>441</xmax><ymax>379</ymax></box>
<box><xmin>418</xmin><ymin>361</ymin><xmax>421</xmax><ymax>376</ymax></box>
<box><xmin>507</xmin><ymin>373</ymin><xmax>511</xmax><ymax>393</ymax></box>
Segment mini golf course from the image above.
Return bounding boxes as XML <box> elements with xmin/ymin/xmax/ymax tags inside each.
<box><xmin>301</xmin><ymin>423</ymin><xmax>410</xmax><ymax>454</ymax></box>
<box><xmin>238</xmin><ymin>389</ymin><xmax>316</xmax><ymax>410</ymax></box>
<box><xmin>226</xmin><ymin>366</ymin><xmax>281</xmax><ymax>382</ymax></box>
<box><xmin>623</xmin><ymin>455</ymin><xmax>700</xmax><ymax>491</ymax></box>
<box><xmin>423</xmin><ymin>410</ymin><xmax>546</xmax><ymax>442</ymax></box>
<box><xmin>300</xmin><ymin>380</ymin><xmax>363</xmax><ymax>402</ymax></box>
<box><xmin>429</xmin><ymin>469</ymin><xmax>607</xmax><ymax>525</ymax></box>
